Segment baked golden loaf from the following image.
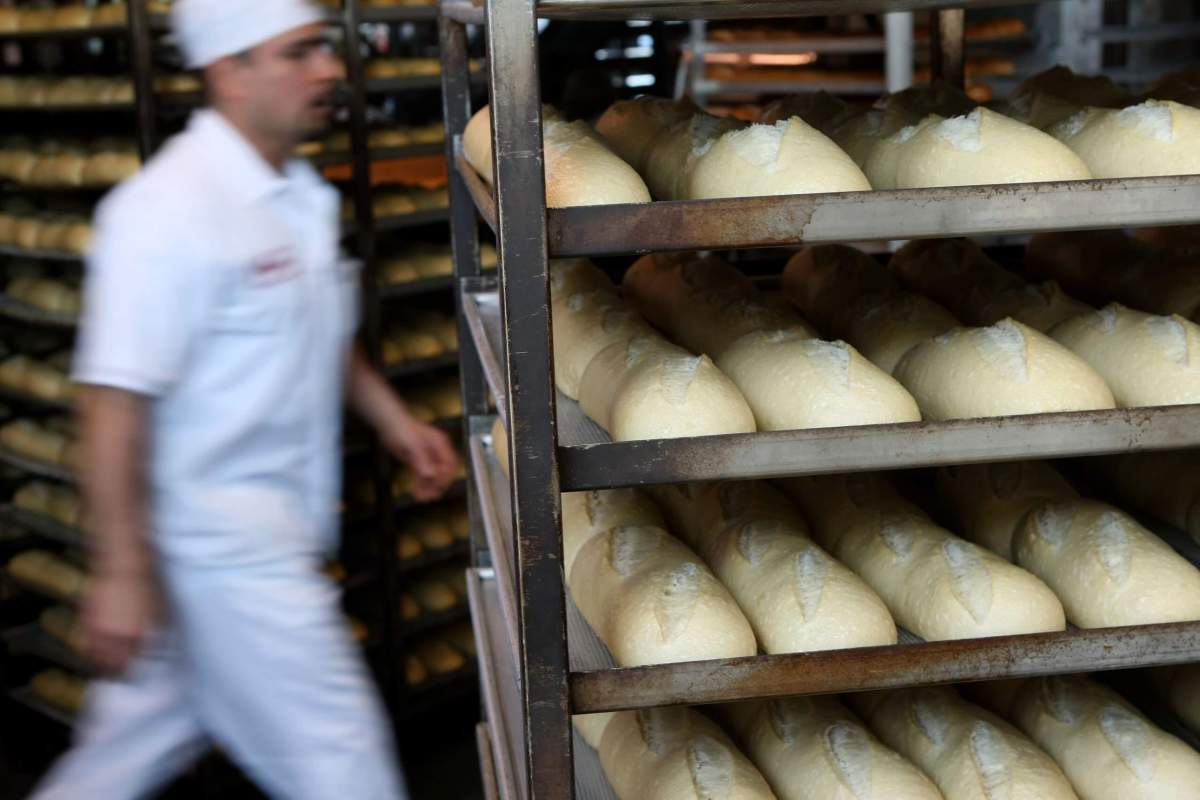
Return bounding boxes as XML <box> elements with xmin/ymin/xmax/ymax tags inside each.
<box><xmin>934</xmin><ymin>461</ymin><xmax>1079</xmax><ymax>558</ymax></box>
<box><xmin>8</xmin><ymin>550</ymin><xmax>86</xmax><ymax>600</ymax></box>
<box><xmin>722</xmin><ymin>696</ymin><xmax>944</xmax><ymax>800</ymax></box>
<box><xmin>598</xmin><ymin>707</ymin><xmax>777</xmax><ymax>800</ymax></box>
<box><xmin>853</xmin><ymin>686</ymin><xmax>1079</xmax><ymax>800</ymax></box>
<box><xmin>784</xmin><ymin>473</ymin><xmax>1066</xmax><ymax>641</ymax></box>
<box><xmin>649</xmin><ymin>480</ymin><xmax>897</xmax><ymax>654</ymax></box>
<box><xmin>568</xmin><ymin>524</ymin><xmax>757</xmax><ymax>666</ymax></box>
<box><xmin>893</xmin><ymin>318</ymin><xmax>1116</xmax><ymax>420</ymax></box>
<box><xmin>1014</xmin><ymin>499</ymin><xmax>1200</xmax><ymax>627</ymax></box>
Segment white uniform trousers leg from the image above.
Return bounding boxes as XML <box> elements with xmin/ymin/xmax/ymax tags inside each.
<box><xmin>165</xmin><ymin>556</ymin><xmax>408</xmax><ymax>800</ymax></box>
<box><xmin>30</xmin><ymin>633</ymin><xmax>210</xmax><ymax>800</ymax></box>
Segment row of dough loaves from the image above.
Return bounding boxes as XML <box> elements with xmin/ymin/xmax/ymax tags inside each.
<box><xmin>400</xmin><ymin>375</ymin><xmax>464</xmax><ymax>424</ymax></box>
<box><xmin>0</xmin><ymin>416</ymin><xmax>78</xmax><ymax>467</ymax></box>
<box><xmin>0</xmin><ymin>3</ymin><xmax>129</xmax><ymax>32</ymax></box>
<box><xmin>549</xmin><ymin>257</ymin><xmax>756</xmax><ymax>441</ymax></box>
<box><xmin>0</xmin><ymin>138</ymin><xmax>140</xmax><ymax>188</ymax></box>
<box><xmin>378</xmin><ymin>241</ymin><xmax>496</xmax><ymax>285</ymax></box>
<box><xmin>13</xmin><ymin>480</ymin><xmax>82</xmax><ymax>528</ymax></box>
<box><xmin>400</xmin><ymin>563</ymin><xmax>468</xmax><ymax>619</ymax></box>
<box><xmin>0</xmin><ymin>208</ymin><xmax>92</xmax><ymax>255</ymax></box>
<box><xmin>0</xmin><ymin>77</ymin><xmax>134</xmax><ymax>108</ymax></box>
<box><xmin>406</xmin><ymin>621</ymin><xmax>476</xmax><ymax>686</ymax></box>
<box><xmin>7</xmin><ymin>549</ymin><xmax>86</xmax><ymax>601</ymax></box>
<box><xmin>6</xmin><ymin>275</ymin><xmax>82</xmax><ymax>317</ymax></box>
<box><xmin>396</xmin><ymin>500</ymin><xmax>469</xmax><ymax>559</ymax></box>
<box><xmin>295</xmin><ymin>122</ymin><xmax>446</xmax><ymax>158</ymax></box>
<box><xmin>0</xmin><ymin>349</ymin><xmax>76</xmax><ymax>404</ymax></box>
<box><xmin>382</xmin><ymin>311</ymin><xmax>457</xmax><ymax>365</ymax></box>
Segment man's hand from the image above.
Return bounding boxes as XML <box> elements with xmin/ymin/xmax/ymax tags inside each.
<box><xmin>81</xmin><ymin>567</ymin><xmax>160</xmax><ymax>675</ymax></box>
<box><xmin>384</xmin><ymin>419</ymin><xmax>459</xmax><ymax>502</ymax></box>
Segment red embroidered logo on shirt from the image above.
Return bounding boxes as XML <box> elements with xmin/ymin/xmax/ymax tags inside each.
<box><xmin>250</xmin><ymin>247</ymin><xmax>299</xmax><ymax>285</ymax></box>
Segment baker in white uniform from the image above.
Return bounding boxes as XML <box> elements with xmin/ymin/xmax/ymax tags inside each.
<box><xmin>31</xmin><ymin>1</ymin><xmax>459</xmax><ymax>797</ymax></box>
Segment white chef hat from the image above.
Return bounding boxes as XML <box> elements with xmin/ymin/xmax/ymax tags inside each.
<box><xmin>172</xmin><ymin>0</ymin><xmax>328</xmax><ymax>69</ymax></box>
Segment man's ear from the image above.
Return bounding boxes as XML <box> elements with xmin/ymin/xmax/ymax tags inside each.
<box><xmin>204</xmin><ymin>55</ymin><xmax>249</xmax><ymax>104</ymax></box>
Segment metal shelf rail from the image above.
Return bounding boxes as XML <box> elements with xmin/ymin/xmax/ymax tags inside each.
<box><xmin>436</xmin><ymin>0</ymin><xmax>1200</xmax><ymax>796</ymax></box>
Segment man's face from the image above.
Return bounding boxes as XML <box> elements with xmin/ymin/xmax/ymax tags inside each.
<box><xmin>226</xmin><ymin>23</ymin><xmax>344</xmax><ymax>140</ymax></box>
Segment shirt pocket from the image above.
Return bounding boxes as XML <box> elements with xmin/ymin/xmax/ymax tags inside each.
<box><xmin>211</xmin><ymin>276</ymin><xmax>302</xmax><ymax>335</ymax></box>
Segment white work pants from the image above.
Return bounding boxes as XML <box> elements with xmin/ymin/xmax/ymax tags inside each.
<box><xmin>30</xmin><ymin>556</ymin><xmax>407</xmax><ymax>800</ymax></box>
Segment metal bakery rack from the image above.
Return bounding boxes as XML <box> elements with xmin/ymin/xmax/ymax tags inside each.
<box><xmin>435</xmin><ymin>0</ymin><xmax>1200</xmax><ymax>796</ymax></box>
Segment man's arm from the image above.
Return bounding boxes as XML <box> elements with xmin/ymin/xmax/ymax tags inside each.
<box><xmin>347</xmin><ymin>344</ymin><xmax>458</xmax><ymax>501</ymax></box>
<box><xmin>77</xmin><ymin>385</ymin><xmax>160</xmax><ymax>674</ymax></box>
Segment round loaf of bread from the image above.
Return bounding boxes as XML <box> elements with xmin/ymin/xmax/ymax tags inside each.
<box><xmin>594</xmin><ymin>96</ymin><xmax>699</xmax><ymax>174</ymax></box>
<box><xmin>560</xmin><ymin>487</ymin><xmax>665</xmax><ymax>574</ymax></box>
<box><xmin>462</xmin><ymin>105</ymin><xmax>497</xmax><ymax>181</ymax></box>
<box><xmin>578</xmin><ymin>335</ymin><xmax>685</xmax><ymax>432</ymax></box>
<box><xmin>1011</xmin><ymin>674</ymin><xmax>1200</xmax><ymax>800</ymax></box>
<box><xmin>1050</xmin><ymin>303</ymin><xmax>1200</xmax><ymax>408</ymax></box>
<box><xmin>859</xmin><ymin>687</ymin><xmax>1079</xmax><ymax>800</ymax></box>
<box><xmin>642</xmin><ymin>112</ymin><xmax>746</xmax><ymax>200</ymax></box>
<box><xmin>724</xmin><ymin>696</ymin><xmax>943</xmax><ymax>800</ymax></box>
<box><xmin>1050</xmin><ymin>100</ymin><xmax>1200</xmax><ymax>179</ymax></box>
<box><xmin>781</xmin><ymin>245</ymin><xmax>901</xmax><ymax>334</ymax></box>
<box><xmin>863</xmin><ymin>114</ymin><xmax>940</xmax><ymax>190</ymax></box>
<box><xmin>687</xmin><ymin>117</ymin><xmax>872</xmax><ymax>199</ymax></box>
<box><xmin>935</xmin><ymin>461</ymin><xmax>1079</xmax><ymax>558</ymax></box>
<box><xmin>599</xmin><ymin>708</ymin><xmax>775</xmax><ymax>800</ymax></box>
<box><xmin>830</xmin><ymin>108</ymin><xmax>886</xmax><ymax>167</ymax></box>
<box><xmin>893</xmin><ymin>318</ymin><xmax>1116</xmax><ymax>420</ymax></box>
<box><xmin>1015</xmin><ymin>499</ymin><xmax>1200</xmax><ymax>627</ymax></box>
<box><xmin>569</xmin><ymin>525</ymin><xmax>756</xmax><ymax>665</ymax></box>
<box><xmin>717</xmin><ymin>330</ymin><xmax>921</xmax><ymax>431</ymax></box>
<box><xmin>841</xmin><ymin>290</ymin><xmax>961</xmax><ymax>373</ymax></box>
<box><xmin>894</xmin><ymin>108</ymin><xmax>1092</xmax><ymax>189</ymax></box>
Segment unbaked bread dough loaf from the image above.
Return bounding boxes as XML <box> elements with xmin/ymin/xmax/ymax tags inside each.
<box><xmin>1008</xmin><ymin>674</ymin><xmax>1200</xmax><ymax>800</ymax></box>
<box><xmin>894</xmin><ymin>108</ymin><xmax>1092</xmax><ymax>189</ymax></box>
<box><xmin>463</xmin><ymin>104</ymin><xmax>650</xmax><ymax>207</ymax></box>
<box><xmin>863</xmin><ymin>114</ymin><xmax>940</xmax><ymax>190</ymax></box>
<box><xmin>549</xmin><ymin>257</ymin><xmax>613</xmax><ymax>300</ymax></box>
<box><xmin>855</xmin><ymin>687</ymin><xmax>1079</xmax><ymax>800</ymax></box>
<box><xmin>781</xmin><ymin>245</ymin><xmax>901</xmax><ymax>334</ymax></box>
<box><xmin>934</xmin><ymin>461</ymin><xmax>1079</xmax><ymax>558</ymax></box>
<box><xmin>687</xmin><ymin>117</ymin><xmax>871</xmax><ymax>199</ymax></box>
<box><xmin>893</xmin><ymin>319</ymin><xmax>1116</xmax><ymax>420</ymax></box>
<box><xmin>970</xmin><ymin>281</ymin><xmax>1092</xmax><ymax>332</ymax></box>
<box><xmin>1014</xmin><ymin>499</ymin><xmax>1200</xmax><ymax>627</ymax></box>
<box><xmin>784</xmin><ymin>475</ymin><xmax>1065</xmax><ymax>640</ymax></box>
<box><xmin>599</xmin><ymin>707</ymin><xmax>776</xmax><ymax>800</ymax></box>
<box><xmin>722</xmin><ymin>696</ymin><xmax>942</xmax><ymax>800</ymax></box>
<box><xmin>758</xmin><ymin>91</ymin><xmax>860</xmax><ymax>132</ymax></box>
<box><xmin>1016</xmin><ymin>66</ymin><xmax>1130</xmax><ymax>111</ymax></box>
<box><xmin>642</xmin><ymin>112</ymin><xmax>746</xmax><ymax>200</ymax></box>
<box><xmin>1050</xmin><ymin>304</ymin><xmax>1200</xmax><ymax>408</ymax></box>
<box><xmin>578</xmin><ymin>334</ymin><xmax>689</xmax><ymax>432</ymax></box>
<box><xmin>1084</xmin><ymin>450</ymin><xmax>1200</xmax><ymax>543</ymax></box>
<box><xmin>1050</xmin><ymin>100</ymin><xmax>1200</xmax><ymax>179</ymax></box>
<box><xmin>839</xmin><ymin>290</ymin><xmax>962</xmax><ymax>373</ymax></box>
<box><xmin>568</xmin><ymin>524</ymin><xmax>756</xmax><ymax>665</ymax></box>
<box><xmin>716</xmin><ymin>330</ymin><xmax>922</xmax><ymax>431</ymax></box>
<box><xmin>594</xmin><ymin>96</ymin><xmax>700</xmax><ymax>174</ymax></box>
<box><xmin>561</xmin><ymin>487</ymin><xmax>665</xmax><ymax>574</ymax></box>
<box><xmin>828</xmin><ymin>108</ymin><xmax>887</xmax><ymax>168</ymax></box>
<box><xmin>780</xmin><ymin>472</ymin><xmax>924</xmax><ymax>553</ymax></box>
<box><xmin>649</xmin><ymin>480</ymin><xmax>896</xmax><ymax>653</ymax></box>
<box><xmin>574</xmin><ymin>712</ymin><xmax>616</xmax><ymax>749</ymax></box>
<box><xmin>889</xmin><ymin>238</ymin><xmax>1025</xmax><ymax>314</ymax></box>
<box><xmin>552</xmin><ymin>289</ymin><xmax>652</xmax><ymax>399</ymax></box>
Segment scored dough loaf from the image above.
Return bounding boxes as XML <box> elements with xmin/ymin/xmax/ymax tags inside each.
<box><xmin>888</xmin><ymin>238</ymin><xmax>1026</xmax><ymax>317</ymax></box>
<box><xmin>969</xmin><ymin>281</ymin><xmax>1093</xmax><ymax>332</ymax></box>
<box><xmin>863</xmin><ymin>114</ymin><xmax>941</xmax><ymax>190</ymax></box>
<box><xmin>594</xmin><ymin>96</ymin><xmax>700</xmax><ymax>175</ymax></box>
<box><xmin>1014</xmin><ymin>499</ymin><xmax>1200</xmax><ymax>627</ymax></box>
<box><xmin>934</xmin><ymin>461</ymin><xmax>1079</xmax><ymax>559</ymax></box>
<box><xmin>462</xmin><ymin>104</ymin><xmax>650</xmax><ymax>207</ymax></box>
<box><xmin>717</xmin><ymin>330</ymin><xmax>922</xmax><ymax>431</ymax></box>
<box><xmin>1008</xmin><ymin>674</ymin><xmax>1200</xmax><ymax>800</ymax></box>
<box><xmin>642</xmin><ymin>112</ymin><xmax>747</xmax><ymax>200</ymax></box>
<box><xmin>649</xmin><ymin>481</ymin><xmax>896</xmax><ymax>653</ymax></box>
<box><xmin>854</xmin><ymin>686</ymin><xmax>1079</xmax><ymax>800</ymax></box>
<box><xmin>893</xmin><ymin>318</ymin><xmax>1116</xmax><ymax>420</ymax></box>
<box><xmin>784</xmin><ymin>474</ymin><xmax>1065</xmax><ymax>640</ymax></box>
<box><xmin>1049</xmin><ymin>304</ymin><xmax>1200</xmax><ymax>408</ymax></box>
<box><xmin>1050</xmin><ymin>100</ymin><xmax>1200</xmax><ymax>179</ymax></box>
<box><xmin>568</xmin><ymin>524</ymin><xmax>756</xmax><ymax>666</ymax></box>
<box><xmin>1084</xmin><ymin>450</ymin><xmax>1200</xmax><ymax>543</ymax></box>
<box><xmin>552</xmin><ymin>289</ymin><xmax>653</xmax><ymax>399</ymax></box>
<box><xmin>574</xmin><ymin>712</ymin><xmax>616</xmax><ymax>750</ymax></box>
<box><xmin>839</xmin><ymin>290</ymin><xmax>962</xmax><ymax>374</ymax></box>
<box><xmin>893</xmin><ymin>107</ymin><xmax>1092</xmax><ymax>189</ymax></box>
<box><xmin>779</xmin><ymin>472</ymin><xmax>924</xmax><ymax>554</ymax></box>
<box><xmin>599</xmin><ymin>707</ymin><xmax>777</xmax><ymax>800</ymax></box>
<box><xmin>722</xmin><ymin>696</ymin><xmax>942</xmax><ymax>800</ymax></box>
<box><xmin>549</xmin><ymin>257</ymin><xmax>614</xmax><ymax>300</ymax></box>
<box><xmin>781</xmin><ymin>245</ymin><xmax>901</xmax><ymax>334</ymax></box>
<box><xmin>561</xmin><ymin>487</ymin><xmax>666</xmax><ymax>575</ymax></box>
<box><xmin>687</xmin><ymin>116</ymin><xmax>872</xmax><ymax>199</ymax></box>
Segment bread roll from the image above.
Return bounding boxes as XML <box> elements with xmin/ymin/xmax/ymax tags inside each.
<box><xmin>856</xmin><ymin>687</ymin><xmax>1079</xmax><ymax>800</ymax></box>
<box><xmin>412</xmin><ymin>518</ymin><xmax>454</xmax><ymax>550</ymax></box>
<box><xmin>1050</xmin><ymin>100</ymin><xmax>1200</xmax><ymax>179</ymax></box>
<box><xmin>574</xmin><ymin>712</ymin><xmax>615</xmax><ymax>750</ymax></box>
<box><xmin>785</xmin><ymin>475</ymin><xmax>1065</xmax><ymax>640</ymax></box>
<box><xmin>781</xmin><ymin>245</ymin><xmax>901</xmax><ymax>334</ymax></box>
<box><xmin>598</xmin><ymin>708</ymin><xmax>776</xmax><ymax>800</ymax></box>
<box><xmin>1009</xmin><ymin>674</ymin><xmax>1200</xmax><ymax>800</ymax></box>
<box><xmin>14</xmin><ymin>481</ymin><xmax>54</xmax><ymax>515</ymax></box>
<box><xmin>892</xmin><ymin>108</ymin><xmax>1091</xmax><ymax>189</ymax></box>
<box><xmin>758</xmin><ymin>90</ymin><xmax>859</xmax><ymax>132</ymax></box>
<box><xmin>8</xmin><ymin>550</ymin><xmax>86</xmax><ymax>600</ymax></box>
<box><xmin>780</xmin><ymin>472</ymin><xmax>923</xmax><ymax>553</ymax></box>
<box><xmin>415</xmin><ymin>639</ymin><xmax>466</xmax><ymax>674</ymax></box>
<box><xmin>411</xmin><ymin>578</ymin><xmax>458</xmax><ymax>613</ymax></box>
<box><xmin>406</xmin><ymin>654</ymin><xmax>427</xmax><ymax>685</ymax></box>
<box><xmin>893</xmin><ymin>318</ymin><xmax>1116</xmax><ymax>420</ymax></box>
<box><xmin>1016</xmin><ymin>66</ymin><xmax>1130</xmax><ymax>111</ymax></box>
<box><xmin>549</xmin><ymin>257</ymin><xmax>613</xmax><ymax>300</ymax></box>
<box><xmin>642</xmin><ymin>112</ymin><xmax>746</xmax><ymax>200</ymax></box>
<box><xmin>562</xmin><ymin>487</ymin><xmax>665</xmax><ymax>575</ymax></box>
<box><xmin>1084</xmin><ymin>450</ymin><xmax>1200</xmax><ymax>543</ymax></box>
<box><xmin>568</xmin><ymin>524</ymin><xmax>756</xmax><ymax>665</ymax></box>
<box><xmin>31</xmin><ymin>669</ymin><xmax>87</xmax><ymax>714</ymax></box>
<box><xmin>934</xmin><ymin>461</ymin><xmax>1079</xmax><ymax>558</ymax></box>
<box><xmin>463</xmin><ymin>105</ymin><xmax>651</xmax><ymax>207</ymax></box>
<box><xmin>717</xmin><ymin>330</ymin><xmax>922</xmax><ymax>430</ymax></box>
<box><xmin>863</xmin><ymin>114</ymin><xmax>941</xmax><ymax>190</ymax></box>
<box><xmin>723</xmin><ymin>696</ymin><xmax>944</xmax><ymax>800</ymax></box>
<box><xmin>889</xmin><ymin>238</ymin><xmax>1026</xmax><ymax>314</ymax></box>
<box><xmin>969</xmin><ymin>281</ymin><xmax>1092</xmax><ymax>332</ymax></box>
<box><xmin>1050</xmin><ymin>304</ymin><xmax>1200</xmax><ymax>408</ymax></box>
<box><xmin>578</xmin><ymin>334</ymin><xmax>683</xmax><ymax>431</ymax></box>
<box><xmin>840</xmin><ymin>290</ymin><xmax>962</xmax><ymax>373</ymax></box>
<box><xmin>594</xmin><ymin>96</ymin><xmax>700</xmax><ymax>174</ymax></box>
<box><xmin>687</xmin><ymin>117</ymin><xmax>871</xmax><ymax>199</ymax></box>
<box><xmin>1015</xmin><ymin>499</ymin><xmax>1200</xmax><ymax>627</ymax></box>
<box><xmin>397</xmin><ymin>532</ymin><xmax>422</xmax><ymax>560</ymax></box>
<box><xmin>649</xmin><ymin>480</ymin><xmax>806</xmax><ymax>555</ymax></box>
<box><xmin>552</xmin><ymin>290</ymin><xmax>652</xmax><ymax>399</ymax></box>
<box><xmin>39</xmin><ymin>605</ymin><xmax>83</xmax><ymax>652</ymax></box>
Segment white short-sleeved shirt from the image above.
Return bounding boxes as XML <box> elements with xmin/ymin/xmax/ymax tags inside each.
<box><xmin>74</xmin><ymin>110</ymin><xmax>358</xmax><ymax>567</ymax></box>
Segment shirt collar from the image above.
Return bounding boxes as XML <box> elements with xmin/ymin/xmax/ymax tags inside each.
<box><xmin>191</xmin><ymin>108</ymin><xmax>318</xmax><ymax>204</ymax></box>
